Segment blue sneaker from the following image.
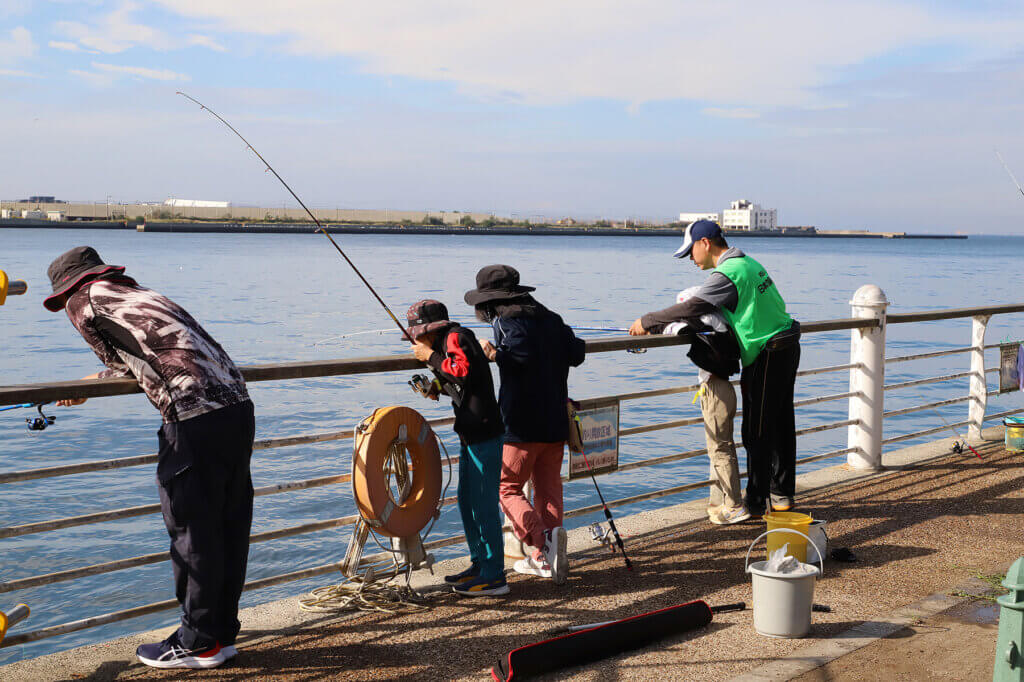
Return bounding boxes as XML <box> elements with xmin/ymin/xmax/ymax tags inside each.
<box><xmin>444</xmin><ymin>564</ymin><xmax>481</xmax><ymax>585</ymax></box>
<box><xmin>452</xmin><ymin>575</ymin><xmax>510</xmax><ymax>597</ymax></box>
<box><xmin>136</xmin><ymin>632</ymin><xmax>229</xmax><ymax>669</ymax></box>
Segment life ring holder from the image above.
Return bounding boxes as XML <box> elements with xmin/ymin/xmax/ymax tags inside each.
<box><xmin>352</xmin><ymin>405</ymin><xmax>442</xmax><ymax>538</ymax></box>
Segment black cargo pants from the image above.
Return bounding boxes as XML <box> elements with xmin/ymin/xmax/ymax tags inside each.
<box><xmin>157</xmin><ymin>400</ymin><xmax>255</xmax><ymax>649</ymax></box>
<box><xmin>740</xmin><ymin>323</ymin><xmax>801</xmax><ymax>512</ymax></box>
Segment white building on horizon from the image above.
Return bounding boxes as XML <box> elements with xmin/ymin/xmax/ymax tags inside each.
<box><xmin>164</xmin><ymin>198</ymin><xmax>232</xmax><ymax>208</ymax></box>
<box><xmin>678</xmin><ymin>211</ymin><xmax>721</xmax><ymax>225</ymax></box>
<box><xmin>722</xmin><ymin>199</ymin><xmax>777</xmax><ymax>231</ymax></box>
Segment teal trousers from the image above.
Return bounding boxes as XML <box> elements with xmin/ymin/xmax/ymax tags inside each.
<box><xmin>458</xmin><ymin>436</ymin><xmax>504</xmax><ymax>580</ymax></box>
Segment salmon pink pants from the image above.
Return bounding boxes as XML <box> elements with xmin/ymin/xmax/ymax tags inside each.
<box><xmin>499</xmin><ymin>441</ymin><xmax>565</xmax><ymax>549</ymax></box>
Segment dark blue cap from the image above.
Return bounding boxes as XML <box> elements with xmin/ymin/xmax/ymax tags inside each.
<box><xmin>673</xmin><ymin>219</ymin><xmax>723</xmax><ymax>258</ymax></box>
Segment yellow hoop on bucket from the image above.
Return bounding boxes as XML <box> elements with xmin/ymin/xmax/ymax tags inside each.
<box><xmin>763</xmin><ymin>512</ymin><xmax>814</xmax><ymax>562</ymax></box>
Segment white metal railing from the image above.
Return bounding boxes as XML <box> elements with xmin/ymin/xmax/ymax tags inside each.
<box><xmin>1</xmin><ymin>291</ymin><xmax>1022</xmax><ymax>651</ymax></box>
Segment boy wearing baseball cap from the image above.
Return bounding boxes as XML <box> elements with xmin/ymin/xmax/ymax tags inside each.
<box><xmin>407</xmin><ymin>299</ymin><xmax>507</xmax><ymax>596</ymax></box>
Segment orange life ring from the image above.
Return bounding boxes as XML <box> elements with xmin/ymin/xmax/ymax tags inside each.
<box><xmin>352</xmin><ymin>405</ymin><xmax>442</xmax><ymax>538</ymax></box>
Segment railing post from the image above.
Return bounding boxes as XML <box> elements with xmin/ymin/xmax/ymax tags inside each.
<box><xmin>968</xmin><ymin>315</ymin><xmax>991</xmax><ymax>441</ymax></box>
<box><xmin>847</xmin><ymin>285</ymin><xmax>889</xmax><ymax>470</ymax></box>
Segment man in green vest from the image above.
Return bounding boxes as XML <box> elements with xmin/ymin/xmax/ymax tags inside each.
<box><xmin>629</xmin><ymin>220</ymin><xmax>801</xmax><ymax>516</ymax></box>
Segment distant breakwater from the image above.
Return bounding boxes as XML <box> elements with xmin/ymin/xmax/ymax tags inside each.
<box><xmin>0</xmin><ymin>219</ymin><xmax>968</xmax><ymax>239</ymax></box>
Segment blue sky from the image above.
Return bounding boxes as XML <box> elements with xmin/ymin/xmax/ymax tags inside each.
<box><xmin>3</xmin><ymin>1</ymin><xmax>1024</xmax><ymax>231</ymax></box>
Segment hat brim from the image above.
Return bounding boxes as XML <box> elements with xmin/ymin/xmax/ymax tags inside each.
<box><xmin>463</xmin><ymin>285</ymin><xmax>535</xmax><ymax>307</ymax></box>
<box><xmin>673</xmin><ymin>236</ymin><xmax>695</xmax><ymax>259</ymax></box>
<box><xmin>44</xmin><ymin>264</ymin><xmax>125</xmax><ymax>312</ymax></box>
<box><xmin>407</xmin><ymin>319</ymin><xmax>455</xmax><ymax>341</ymax></box>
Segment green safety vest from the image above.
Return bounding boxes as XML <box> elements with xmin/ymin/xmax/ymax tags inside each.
<box><xmin>714</xmin><ymin>255</ymin><xmax>793</xmax><ymax>367</ymax></box>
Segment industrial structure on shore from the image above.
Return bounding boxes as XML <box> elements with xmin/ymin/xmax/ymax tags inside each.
<box><xmin>680</xmin><ymin>198</ymin><xmax>779</xmax><ymax>231</ymax></box>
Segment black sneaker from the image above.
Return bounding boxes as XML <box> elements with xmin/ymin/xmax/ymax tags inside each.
<box><xmin>444</xmin><ymin>564</ymin><xmax>480</xmax><ymax>585</ymax></box>
<box><xmin>452</xmin><ymin>575</ymin><xmax>510</xmax><ymax>597</ymax></box>
<box><xmin>136</xmin><ymin>633</ymin><xmax>229</xmax><ymax>669</ymax></box>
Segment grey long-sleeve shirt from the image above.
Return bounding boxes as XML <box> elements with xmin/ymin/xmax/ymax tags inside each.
<box><xmin>640</xmin><ymin>248</ymin><xmax>746</xmax><ymax>332</ymax></box>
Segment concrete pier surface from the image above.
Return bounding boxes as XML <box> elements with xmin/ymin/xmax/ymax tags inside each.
<box><xmin>3</xmin><ymin>426</ymin><xmax>1021</xmax><ymax>681</ymax></box>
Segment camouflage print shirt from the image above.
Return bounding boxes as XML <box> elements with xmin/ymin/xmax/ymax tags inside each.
<box><xmin>65</xmin><ymin>278</ymin><xmax>249</xmax><ymax>423</ymax></box>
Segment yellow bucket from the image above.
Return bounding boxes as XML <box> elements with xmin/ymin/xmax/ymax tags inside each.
<box><xmin>764</xmin><ymin>512</ymin><xmax>813</xmax><ymax>562</ymax></box>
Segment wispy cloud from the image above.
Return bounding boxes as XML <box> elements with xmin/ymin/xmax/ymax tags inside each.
<box><xmin>92</xmin><ymin>61</ymin><xmax>190</xmax><ymax>81</ymax></box>
<box><xmin>187</xmin><ymin>34</ymin><xmax>227</xmax><ymax>52</ymax></box>
<box><xmin>68</xmin><ymin>67</ymin><xmax>114</xmax><ymax>87</ymax></box>
<box><xmin>0</xmin><ymin>26</ymin><xmax>35</xmax><ymax>63</ymax></box>
<box><xmin>703</xmin><ymin>108</ymin><xmax>761</xmax><ymax>120</ymax></box>
<box><xmin>151</xmin><ymin>1</ymin><xmax>1024</xmax><ymax>108</ymax></box>
<box><xmin>48</xmin><ymin>40</ymin><xmax>97</xmax><ymax>53</ymax></box>
<box><xmin>0</xmin><ymin>68</ymin><xmax>37</xmax><ymax>78</ymax></box>
<box><xmin>55</xmin><ymin>2</ymin><xmax>173</xmax><ymax>54</ymax></box>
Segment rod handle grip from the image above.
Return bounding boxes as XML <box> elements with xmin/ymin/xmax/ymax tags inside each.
<box><xmin>7</xmin><ymin>280</ymin><xmax>27</xmax><ymax>296</ymax></box>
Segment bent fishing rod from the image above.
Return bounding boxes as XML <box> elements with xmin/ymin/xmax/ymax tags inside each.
<box><xmin>177</xmin><ymin>92</ymin><xmax>462</xmax><ymax>405</ymax></box>
<box><xmin>571</xmin><ymin>410</ymin><xmax>633</xmax><ymax>571</ymax></box>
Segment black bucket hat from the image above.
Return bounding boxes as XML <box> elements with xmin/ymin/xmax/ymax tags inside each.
<box><xmin>44</xmin><ymin>246</ymin><xmax>125</xmax><ymax>312</ymax></box>
<box><xmin>406</xmin><ymin>299</ymin><xmax>456</xmax><ymax>340</ymax></box>
<box><xmin>463</xmin><ymin>264</ymin><xmax>536</xmax><ymax>306</ymax></box>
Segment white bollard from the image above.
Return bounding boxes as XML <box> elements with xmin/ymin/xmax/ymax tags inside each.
<box><xmin>967</xmin><ymin>315</ymin><xmax>990</xmax><ymax>441</ymax></box>
<box><xmin>847</xmin><ymin>285</ymin><xmax>889</xmax><ymax>470</ymax></box>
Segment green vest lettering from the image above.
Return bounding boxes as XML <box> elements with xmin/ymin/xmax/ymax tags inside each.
<box><xmin>714</xmin><ymin>256</ymin><xmax>792</xmax><ymax>367</ymax></box>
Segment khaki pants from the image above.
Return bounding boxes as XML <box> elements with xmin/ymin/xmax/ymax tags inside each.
<box><xmin>700</xmin><ymin>374</ymin><xmax>742</xmax><ymax>509</ymax></box>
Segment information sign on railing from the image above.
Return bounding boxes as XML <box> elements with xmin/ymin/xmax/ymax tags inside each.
<box><xmin>569</xmin><ymin>399</ymin><xmax>620</xmax><ymax>480</ymax></box>
<box><xmin>999</xmin><ymin>342</ymin><xmax>1021</xmax><ymax>393</ymax></box>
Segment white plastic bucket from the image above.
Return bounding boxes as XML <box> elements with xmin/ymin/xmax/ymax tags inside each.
<box><xmin>806</xmin><ymin>520</ymin><xmax>828</xmax><ymax>564</ymax></box>
<box><xmin>744</xmin><ymin>528</ymin><xmax>823</xmax><ymax>638</ymax></box>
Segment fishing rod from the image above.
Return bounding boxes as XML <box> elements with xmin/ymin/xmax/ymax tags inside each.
<box><xmin>930</xmin><ymin>408</ymin><xmax>982</xmax><ymax>460</ymax></box>
<box><xmin>177</xmin><ymin>92</ymin><xmax>463</xmax><ymax>406</ymax></box>
<box><xmin>995</xmin><ymin>150</ymin><xmax>1024</xmax><ymax>200</ymax></box>
<box><xmin>571</xmin><ymin>408</ymin><xmax>633</xmax><ymax>571</ymax></box>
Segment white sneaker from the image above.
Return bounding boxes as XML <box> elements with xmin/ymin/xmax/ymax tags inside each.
<box><xmin>513</xmin><ymin>552</ymin><xmax>552</xmax><ymax>578</ymax></box>
<box><xmin>542</xmin><ymin>527</ymin><xmax>568</xmax><ymax>585</ymax></box>
<box><xmin>710</xmin><ymin>505</ymin><xmax>751</xmax><ymax>525</ymax></box>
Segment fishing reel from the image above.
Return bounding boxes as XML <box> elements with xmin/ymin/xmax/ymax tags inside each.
<box><xmin>408</xmin><ymin>373</ymin><xmax>440</xmax><ymax>400</ymax></box>
<box><xmin>589</xmin><ymin>522</ymin><xmax>615</xmax><ymax>552</ymax></box>
<box><xmin>27</xmin><ymin>404</ymin><xmax>56</xmax><ymax>432</ymax></box>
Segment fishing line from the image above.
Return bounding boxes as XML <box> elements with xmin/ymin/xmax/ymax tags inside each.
<box><xmin>312</xmin><ymin>324</ymin><xmax>632</xmax><ymax>347</ymax></box>
<box><xmin>995</xmin><ymin>149</ymin><xmax>1024</xmax><ymax>200</ymax></box>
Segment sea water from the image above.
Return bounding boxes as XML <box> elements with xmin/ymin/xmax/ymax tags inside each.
<box><xmin>1</xmin><ymin>228</ymin><xmax>1022</xmax><ymax>663</ymax></box>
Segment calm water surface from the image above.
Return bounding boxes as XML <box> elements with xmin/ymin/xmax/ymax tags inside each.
<box><xmin>1</xmin><ymin>229</ymin><xmax>1022</xmax><ymax>662</ymax></box>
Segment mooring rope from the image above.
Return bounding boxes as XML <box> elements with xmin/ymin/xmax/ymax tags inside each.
<box><xmin>297</xmin><ymin>564</ymin><xmax>432</xmax><ymax>615</ymax></box>
<box><xmin>297</xmin><ymin>431</ymin><xmax>452</xmax><ymax>615</ymax></box>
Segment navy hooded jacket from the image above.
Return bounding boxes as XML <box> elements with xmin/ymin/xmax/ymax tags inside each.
<box><xmin>489</xmin><ymin>298</ymin><xmax>586</xmax><ymax>443</ymax></box>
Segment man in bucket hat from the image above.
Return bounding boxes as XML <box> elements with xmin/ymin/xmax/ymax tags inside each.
<box><xmin>465</xmin><ymin>265</ymin><xmax>585</xmax><ymax>585</ymax></box>
<box><xmin>46</xmin><ymin>246</ymin><xmax>253</xmax><ymax>669</ymax></box>
<box><xmin>407</xmin><ymin>299</ymin><xmax>507</xmax><ymax>596</ymax></box>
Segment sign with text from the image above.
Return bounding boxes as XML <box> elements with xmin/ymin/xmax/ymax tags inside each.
<box><xmin>999</xmin><ymin>343</ymin><xmax>1021</xmax><ymax>394</ymax></box>
<box><xmin>569</xmin><ymin>400</ymin><xmax>620</xmax><ymax>480</ymax></box>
